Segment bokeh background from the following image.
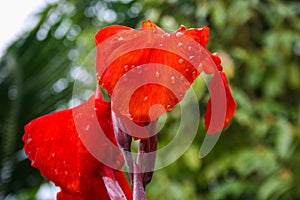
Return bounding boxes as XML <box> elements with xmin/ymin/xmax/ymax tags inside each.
<box><xmin>0</xmin><ymin>0</ymin><xmax>299</xmax><ymax>199</ymax></box>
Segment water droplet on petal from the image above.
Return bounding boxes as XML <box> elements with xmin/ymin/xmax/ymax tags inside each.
<box><xmin>166</xmin><ymin>104</ymin><xmax>172</xmax><ymax>109</ymax></box>
<box><xmin>189</xmin><ymin>56</ymin><xmax>195</xmax><ymax>60</ymax></box>
<box><xmin>118</xmin><ymin>37</ymin><xmax>124</xmax><ymax>41</ymax></box>
<box><xmin>26</xmin><ymin>138</ymin><xmax>32</xmax><ymax>144</ymax></box>
<box><xmin>176</xmin><ymin>32</ymin><xmax>183</xmax><ymax>37</ymax></box>
<box><xmin>122</xmin><ymin>74</ymin><xmax>128</xmax><ymax>81</ymax></box>
<box><xmin>144</xmin><ymin>96</ymin><xmax>148</xmax><ymax>101</ymax></box>
<box><xmin>159</xmin><ymin>43</ymin><xmax>163</xmax><ymax>47</ymax></box>
<box><xmin>124</xmin><ymin>65</ymin><xmax>129</xmax><ymax>71</ymax></box>
<box><xmin>85</xmin><ymin>125</ymin><xmax>90</xmax><ymax>131</ymax></box>
<box><xmin>54</xmin><ymin>168</ymin><xmax>58</xmax><ymax>175</ymax></box>
<box><xmin>155</xmin><ymin>71</ymin><xmax>160</xmax><ymax>78</ymax></box>
<box><xmin>178</xmin><ymin>42</ymin><xmax>183</xmax><ymax>47</ymax></box>
<box><xmin>188</xmin><ymin>46</ymin><xmax>192</xmax><ymax>51</ymax></box>
<box><xmin>51</xmin><ymin>153</ymin><xmax>56</xmax><ymax>158</ymax></box>
<box><xmin>180</xmin><ymin>76</ymin><xmax>185</xmax><ymax>80</ymax></box>
<box><xmin>171</xmin><ymin>76</ymin><xmax>176</xmax><ymax>84</ymax></box>
<box><xmin>178</xmin><ymin>59</ymin><xmax>183</xmax><ymax>64</ymax></box>
<box><xmin>185</xmin><ymin>68</ymin><xmax>189</xmax><ymax>72</ymax></box>
<box><xmin>137</xmin><ymin>66</ymin><xmax>142</xmax><ymax>74</ymax></box>
<box><xmin>192</xmin><ymin>71</ymin><xmax>197</xmax><ymax>78</ymax></box>
<box><xmin>64</xmin><ymin>170</ymin><xmax>68</xmax><ymax>175</ymax></box>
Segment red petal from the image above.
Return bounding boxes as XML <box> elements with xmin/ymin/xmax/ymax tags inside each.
<box><xmin>95</xmin><ymin>25</ymin><xmax>132</xmax><ymax>45</ymax></box>
<box><xmin>23</xmin><ymin>95</ymin><xmax>131</xmax><ymax>199</ymax></box>
<box><xmin>101</xmin><ymin>165</ymin><xmax>133</xmax><ymax>200</ymax></box>
<box><xmin>180</xmin><ymin>26</ymin><xmax>210</xmax><ymax>47</ymax></box>
<box><xmin>96</xmin><ymin>20</ymin><xmax>220</xmax><ymax>124</ymax></box>
<box><xmin>204</xmin><ymin>72</ymin><xmax>237</xmax><ymax>134</ymax></box>
<box><xmin>114</xmin><ymin>170</ymin><xmax>133</xmax><ymax>199</ymax></box>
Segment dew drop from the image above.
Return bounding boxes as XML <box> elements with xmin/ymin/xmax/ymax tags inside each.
<box><xmin>85</xmin><ymin>125</ymin><xmax>90</xmax><ymax>131</ymax></box>
<box><xmin>54</xmin><ymin>169</ymin><xmax>58</xmax><ymax>175</ymax></box>
<box><xmin>185</xmin><ymin>68</ymin><xmax>189</xmax><ymax>72</ymax></box>
<box><xmin>118</xmin><ymin>36</ymin><xmax>124</xmax><ymax>41</ymax></box>
<box><xmin>144</xmin><ymin>96</ymin><xmax>148</xmax><ymax>101</ymax></box>
<box><xmin>51</xmin><ymin>153</ymin><xmax>56</xmax><ymax>158</ymax></box>
<box><xmin>159</xmin><ymin>43</ymin><xmax>163</xmax><ymax>47</ymax></box>
<box><xmin>64</xmin><ymin>170</ymin><xmax>68</xmax><ymax>175</ymax></box>
<box><xmin>188</xmin><ymin>46</ymin><xmax>192</xmax><ymax>51</ymax></box>
<box><xmin>192</xmin><ymin>71</ymin><xmax>197</xmax><ymax>78</ymax></box>
<box><xmin>180</xmin><ymin>76</ymin><xmax>185</xmax><ymax>80</ymax></box>
<box><xmin>124</xmin><ymin>65</ymin><xmax>129</xmax><ymax>71</ymax></box>
<box><xmin>178</xmin><ymin>42</ymin><xmax>183</xmax><ymax>47</ymax></box>
<box><xmin>176</xmin><ymin>32</ymin><xmax>183</xmax><ymax>37</ymax></box>
<box><xmin>26</xmin><ymin>138</ymin><xmax>32</xmax><ymax>144</ymax></box>
<box><xmin>122</xmin><ymin>74</ymin><xmax>128</xmax><ymax>81</ymax></box>
<box><xmin>166</xmin><ymin>33</ymin><xmax>171</xmax><ymax>37</ymax></box>
<box><xmin>166</xmin><ymin>104</ymin><xmax>172</xmax><ymax>109</ymax></box>
<box><xmin>155</xmin><ymin>71</ymin><xmax>160</xmax><ymax>78</ymax></box>
<box><xmin>171</xmin><ymin>76</ymin><xmax>176</xmax><ymax>84</ymax></box>
<box><xmin>189</xmin><ymin>55</ymin><xmax>195</xmax><ymax>60</ymax></box>
<box><xmin>199</xmin><ymin>63</ymin><xmax>203</xmax><ymax>68</ymax></box>
<box><xmin>137</xmin><ymin>66</ymin><xmax>142</xmax><ymax>74</ymax></box>
<box><xmin>178</xmin><ymin>59</ymin><xmax>183</xmax><ymax>64</ymax></box>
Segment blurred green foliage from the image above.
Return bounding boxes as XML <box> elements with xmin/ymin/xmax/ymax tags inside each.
<box><xmin>0</xmin><ymin>0</ymin><xmax>299</xmax><ymax>199</ymax></box>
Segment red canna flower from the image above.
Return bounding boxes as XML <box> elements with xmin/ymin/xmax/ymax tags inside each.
<box><xmin>23</xmin><ymin>20</ymin><xmax>237</xmax><ymax>200</ymax></box>
<box><xmin>93</xmin><ymin>20</ymin><xmax>237</xmax><ymax>199</ymax></box>
<box><xmin>95</xmin><ymin>20</ymin><xmax>236</xmax><ymax>134</ymax></box>
<box><xmin>23</xmin><ymin>93</ymin><xmax>132</xmax><ymax>200</ymax></box>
